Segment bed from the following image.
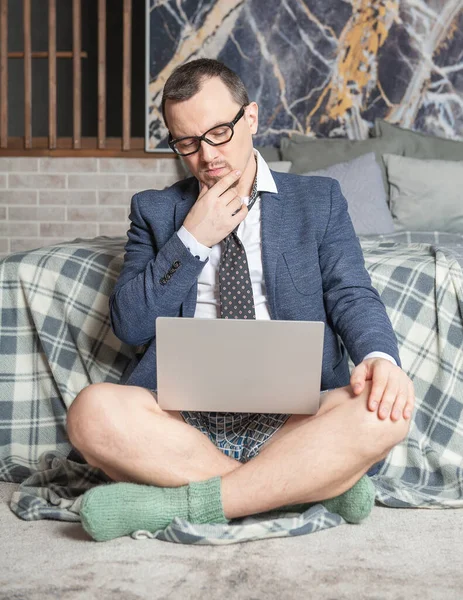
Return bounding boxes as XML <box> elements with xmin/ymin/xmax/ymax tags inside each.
<box><xmin>1</xmin><ymin>227</ymin><xmax>462</xmax><ymax>545</ymax></box>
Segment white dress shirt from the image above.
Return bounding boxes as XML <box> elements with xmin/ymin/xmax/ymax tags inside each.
<box><xmin>177</xmin><ymin>149</ymin><xmax>396</xmax><ymax>366</ymax></box>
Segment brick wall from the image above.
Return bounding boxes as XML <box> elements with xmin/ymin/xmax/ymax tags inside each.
<box><xmin>0</xmin><ymin>157</ymin><xmax>185</xmax><ymax>257</ymax></box>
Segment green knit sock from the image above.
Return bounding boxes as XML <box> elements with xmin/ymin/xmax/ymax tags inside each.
<box><xmin>276</xmin><ymin>475</ymin><xmax>376</xmax><ymax>524</ymax></box>
<box><xmin>322</xmin><ymin>475</ymin><xmax>376</xmax><ymax>523</ymax></box>
<box><xmin>80</xmin><ymin>475</ymin><xmax>229</xmax><ymax>542</ymax></box>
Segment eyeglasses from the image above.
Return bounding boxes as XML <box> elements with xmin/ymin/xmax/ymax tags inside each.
<box><xmin>168</xmin><ymin>105</ymin><xmax>246</xmax><ymax>156</ymax></box>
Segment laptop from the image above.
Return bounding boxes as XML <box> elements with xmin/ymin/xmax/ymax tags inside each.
<box><xmin>156</xmin><ymin>317</ymin><xmax>324</xmax><ymax>414</ymax></box>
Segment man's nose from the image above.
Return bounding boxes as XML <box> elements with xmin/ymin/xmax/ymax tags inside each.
<box><xmin>198</xmin><ymin>139</ymin><xmax>219</xmax><ymax>162</ymax></box>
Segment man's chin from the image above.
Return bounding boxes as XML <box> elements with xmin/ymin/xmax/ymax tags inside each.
<box><xmin>204</xmin><ymin>175</ymin><xmax>221</xmax><ymax>187</ymax></box>
<box><xmin>199</xmin><ymin>171</ymin><xmax>238</xmax><ymax>190</ymax></box>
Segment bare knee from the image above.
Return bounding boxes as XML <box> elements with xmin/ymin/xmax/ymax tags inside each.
<box><xmin>67</xmin><ymin>383</ymin><xmax>158</xmax><ymax>456</ymax></box>
<box><xmin>67</xmin><ymin>382</ymin><xmax>113</xmax><ymax>454</ymax></box>
<box><xmin>354</xmin><ymin>383</ymin><xmax>411</xmax><ymax>459</ymax></box>
<box><xmin>327</xmin><ymin>382</ymin><xmax>411</xmax><ymax>461</ymax></box>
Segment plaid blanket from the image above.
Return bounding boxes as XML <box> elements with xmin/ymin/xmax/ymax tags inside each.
<box><xmin>2</xmin><ymin>235</ymin><xmax>463</xmax><ymax>545</ymax></box>
<box><xmin>0</xmin><ymin>238</ymin><xmax>135</xmax><ymax>481</ymax></box>
<box><xmin>363</xmin><ymin>231</ymin><xmax>463</xmax><ymax>268</ymax></box>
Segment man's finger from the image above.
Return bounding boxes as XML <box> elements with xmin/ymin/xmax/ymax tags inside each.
<box><xmin>226</xmin><ymin>193</ymin><xmax>243</xmax><ymax>209</ymax></box>
<box><xmin>377</xmin><ymin>378</ymin><xmax>399</xmax><ymax>420</ymax></box>
<box><xmin>404</xmin><ymin>380</ymin><xmax>415</xmax><ymax>419</ymax></box>
<box><xmin>198</xmin><ymin>181</ymin><xmax>209</xmax><ymax>198</ymax></box>
<box><xmin>231</xmin><ymin>202</ymin><xmax>248</xmax><ymax>221</ymax></box>
<box><xmin>368</xmin><ymin>376</ymin><xmax>388</xmax><ymax>411</ymax></box>
<box><xmin>350</xmin><ymin>362</ymin><xmax>368</xmax><ymax>394</ymax></box>
<box><xmin>211</xmin><ymin>169</ymin><xmax>242</xmax><ymax>197</ymax></box>
<box><xmin>390</xmin><ymin>389</ymin><xmax>408</xmax><ymax>421</ymax></box>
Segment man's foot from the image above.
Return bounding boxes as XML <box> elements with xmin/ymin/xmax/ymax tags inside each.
<box><xmin>79</xmin><ymin>476</ymin><xmax>229</xmax><ymax>542</ymax></box>
<box><xmin>321</xmin><ymin>475</ymin><xmax>376</xmax><ymax>523</ymax></box>
<box><xmin>276</xmin><ymin>475</ymin><xmax>376</xmax><ymax>524</ymax></box>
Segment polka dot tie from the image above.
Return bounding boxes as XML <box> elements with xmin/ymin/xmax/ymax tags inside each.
<box><xmin>218</xmin><ymin>173</ymin><xmax>259</xmax><ymax>320</ymax></box>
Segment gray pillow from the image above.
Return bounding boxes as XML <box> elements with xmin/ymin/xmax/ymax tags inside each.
<box><xmin>305</xmin><ymin>153</ymin><xmax>395</xmax><ymax>235</ymax></box>
<box><xmin>383</xmin><ymin>153</ymin><xmax>463</xmax><ymax>233</ymax></box>
<box><xmin>255</xmin><ymin>145</ymin><xmax>281</xmax><ymax>162</ymax></box>
<box><xmin>280</xmin><ymin>133</ymin><xmax>403</xmax><ymax>194</ymax></box>
<box><xmin>267</xmin><ymin>161</ymin><xmax>292</xmax><ymax>173</ymax></box>
<box><xmin>375</xmin><ymin>120</ymin><xmax>463</xmax><ymax>161</ymax></box>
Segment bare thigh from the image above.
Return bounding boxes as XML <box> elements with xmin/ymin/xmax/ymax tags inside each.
<box><xmin>157</xmin><ymin>387</ymin><xmax>355</xmax><ymax>449</ymax></box>
<box><xmin>260</xmin><ymin>386</ymin><xmax>355</xmax><ymax>451</ymax></box>
<box><xmin>149</xmin><ymin>389</ymin><xmax>186</xmax><ymax>424</ymax></box>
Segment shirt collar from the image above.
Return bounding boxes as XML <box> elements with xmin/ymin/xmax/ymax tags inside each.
<box><xmin>190</xmin><ymin>148</ymin><xmax>278</xmax><ymax>200</ymax></box>
<box><xmin>253</xmin><ymin>148</ymin><xmax>278</xmax><ymax>196</ymax></box>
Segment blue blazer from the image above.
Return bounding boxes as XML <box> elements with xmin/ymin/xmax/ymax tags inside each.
<box><xmin>110</xmin><ymin>172</ymin><xmax>401</xmax><ymax>391</ymax></box>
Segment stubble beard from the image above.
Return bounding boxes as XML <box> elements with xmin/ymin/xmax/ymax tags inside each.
<box><xmin>202</xmin><ymin>166</ymin><xmax>239</xmax><ymax>194</ymax></box>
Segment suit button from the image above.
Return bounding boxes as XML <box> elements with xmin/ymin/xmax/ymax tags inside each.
<box><xmin>159</xmin><ymin>277</ymin><xmax>166</xmax><ymax>285</ymax></box>
<box><xmin>172</xmin><ymin>260</ymin><xmax>180</xmax><ymax>269</ymax></box>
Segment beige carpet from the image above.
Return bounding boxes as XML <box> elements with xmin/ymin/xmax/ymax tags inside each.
<box><xmin>0</xmin><ymin>481</ymin><xmax>462</xmax><ymax>600</ymax></box>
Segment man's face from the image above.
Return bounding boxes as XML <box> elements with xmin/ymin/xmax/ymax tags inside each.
<box><xmin>165</xmin><ymin>77</ymin><xmax>258</xmax><ymax>191</ymax></box>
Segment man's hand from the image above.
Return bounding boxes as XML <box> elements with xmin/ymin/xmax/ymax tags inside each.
<box><xmin>183</xmin><ymin>170</ymin><xmax>248</xmax><ymax>247</ymax></box>
<box><xmin>350</xmin><ymin>358</ymin><xmax>415</xmax><ymax>421</ymax></box>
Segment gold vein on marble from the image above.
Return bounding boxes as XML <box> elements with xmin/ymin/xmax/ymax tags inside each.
<box><xmin>147</xmin><ymin>0</ymin><xmax>245</xmax><ymax>149</ymax></box>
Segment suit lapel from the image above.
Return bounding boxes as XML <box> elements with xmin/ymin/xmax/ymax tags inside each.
<box><xmin>175</xmin><ymin>179</ymin><xmax>199</xmax><ymax>318</ymax></box>
<box><xmin>261</xmin><ymin>190</ymin><xmax>284</xmax><ymax>319</ymax></box>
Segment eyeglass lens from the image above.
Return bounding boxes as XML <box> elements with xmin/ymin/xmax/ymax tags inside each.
<box><xmin>173</xmin><ymin>125</ymin><xmax>233</xmax><ymax>155</ymax></box>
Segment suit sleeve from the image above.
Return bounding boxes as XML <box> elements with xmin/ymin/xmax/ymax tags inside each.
<box><xmin>318</xmin><ymin>179</ymin><xmax>401</xmax><ymax>367</ymax></box>
<box><xmin>109</xmin><ymin>192</ymin><xmax>208</xmax><ymax>346</ymax></box>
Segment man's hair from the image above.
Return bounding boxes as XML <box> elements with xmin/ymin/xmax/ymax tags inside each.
<box><xmin>161</xmin><ymin>58</ymin><xmax>249</xmax><ymax>130</ymax></box>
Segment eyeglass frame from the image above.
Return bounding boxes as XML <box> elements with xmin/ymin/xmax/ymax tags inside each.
<box><xmin>167</xmin><ymin>105</ymin><xmax>247</xmax><ymax>156</ymax></box>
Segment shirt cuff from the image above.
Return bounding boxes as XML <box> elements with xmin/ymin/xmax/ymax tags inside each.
<box><xmin>177</xmin><ymin>226</ymin><xmax>212</xmax><ymax>262</ymax></box>
<box><xmin>362</xmin><ymin>352</ymin><xmax>397</xmax><ymax>366</ymax></box>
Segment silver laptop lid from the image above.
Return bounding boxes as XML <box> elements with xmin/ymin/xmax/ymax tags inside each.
<box><xmin>156</xmin><ymin>317</ymin><xmax>324</xmax><ymax>414</ymax></box>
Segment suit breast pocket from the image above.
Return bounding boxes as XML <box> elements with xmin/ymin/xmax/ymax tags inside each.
<box><xmin>283</xmin><ymin>247</ymin><xmax>323</xmax><ymax>296</ymax></box>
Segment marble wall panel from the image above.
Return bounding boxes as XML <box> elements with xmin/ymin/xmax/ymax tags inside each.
<box><xmin>146</xmin><ymin>0</ymin><xmax>463</xmax><ymax>150</ymax></box>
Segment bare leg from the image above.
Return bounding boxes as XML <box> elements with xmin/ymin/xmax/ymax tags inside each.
<box><xmin>220</xmin><ymin>384</ymin><xmax>408</xmax><ymax>519</ymax></box>
<box><xmin>69</xmin><ymin>382</ymin><xmax>408</xmax><ymax>520</ymax></box>
<box><xmin>69</xmin><ymin>385</ymin><xmax>346</xmax><ymax>486</ymax></box>
<box><xmin>67</xmin><ymin>383</ymin><xmax>241</xmax><ymax>487</ymax></box>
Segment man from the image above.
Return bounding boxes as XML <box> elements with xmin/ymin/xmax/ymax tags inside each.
<box><xmin>67</xmin><ymin>59</ymin><xmax>414</xmax><ymax>542</ymax></box>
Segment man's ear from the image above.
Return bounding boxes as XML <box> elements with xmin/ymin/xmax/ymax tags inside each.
<box><xmin>246</xmin><ymin>102</ymin><xmax>259</xmax><ymax>135</ymax></box>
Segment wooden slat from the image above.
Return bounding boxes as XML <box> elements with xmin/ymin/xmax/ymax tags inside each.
<box><xmin>4</xmin><ymin>137</ymin><xmax>147</xmax><ymax>150</ymax></box>
<box><xmin>48</xmin><ymin>0</ymin><xmax>56</xmax><ymax>149</ymax></box>
<box><xmin>122</xmin><ymin>0</ymin><xmax>132</xmax><ymax>150</ymax></box>
<box><xmin>98</xmin><ymin>0</ymin><xmax>106</xmax><ymax>149</ymax></box>
<box><xmin>8</xmin><ymin>51</ymin><xmax>88</xmax><ymax>59</ymax></box>
<box><xmin>1</xmin><ymin>150</ymin><xmax>173</xmax><ymax>158</ymax></box>
<box><xmin>72</xmin><ymin>0</ymin><xmax>81</xmax><ymax>149</ymax></box>
<box><xmin>23</xmin><ymin>0</ymin><xmax>32</xmax><ymax>149</ymax></box>
<box><xmin>0</xmin><ymin>137</ymin><xmax>172</xmax><ymax>158</ymax></box>
<box><xmin>0</xmin><ymin>0</ymin><xmax>8</xmax><ymax>148</ymax></box>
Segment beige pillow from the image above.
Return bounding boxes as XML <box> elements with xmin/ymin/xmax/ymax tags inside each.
<box><xmin>383</xmin><ymin>153</ymin><xmax>463</xmax><ymax>233</ymax></box>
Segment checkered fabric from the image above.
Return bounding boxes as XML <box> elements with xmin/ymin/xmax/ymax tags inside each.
<box><xmin>3</xmin><ymin>234</ymin><xmax>463</xmax><ymax>545</ymax></box>
<box><xmin>362</xmin><ymin>231</ymin><xmax>463</xmax><ymax>267</ymax></box>
<box><xmin>178</xmin><ymin>410</ymin><xmax>290</xmax><ymax>462</ymax></box>
<box><xmin>0</xmin><ymin>237</ymin><xmax>135</xmax><ymax>482</ymax></box>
